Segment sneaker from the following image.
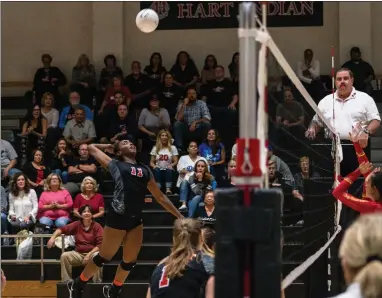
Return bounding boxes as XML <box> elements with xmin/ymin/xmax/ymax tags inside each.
<box><xmin>67</xmin><ymin>279</ymin><xmax>83</xmax><ymax>298</ymax></box>
<box><xmin>179</xmin><ymin>205</ymin><xmax>187</xmax><ymax>211</ymax></box>
<box><xmin>103</xmin><ymin>285</ymin><xmax>122</xmax><ymax>298</ymax></box>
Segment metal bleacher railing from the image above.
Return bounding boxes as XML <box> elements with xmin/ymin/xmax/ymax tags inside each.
<box><xmin>0</xmin><ymin>233</ymin><xmax>66</xmax><ymax>283</ymax></box>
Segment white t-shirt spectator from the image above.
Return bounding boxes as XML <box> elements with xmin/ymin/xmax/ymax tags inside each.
<box><xmin>150</xmin><ymin>145</ymin><xmax>179</xmax><ymax>169</ymax></box>
<box><xmin>176</xmin><ymin>155</ymin><xmax>208</xmax><ymax>187</ymax></box>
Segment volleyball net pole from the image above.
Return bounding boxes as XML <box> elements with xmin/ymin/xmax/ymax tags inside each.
<box><xmin>215</xmin><ymin>3</ymin><xmax>282</xmax><ymax>298</ymax></box>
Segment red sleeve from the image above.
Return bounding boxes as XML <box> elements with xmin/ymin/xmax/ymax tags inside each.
<box><xmin>104</xmin><ymin>88</ymin><xmax>114</xmax><ymax>103</ymax></box>
<box><xmin>73</xmin><ymin>194</ymin><xmax>81</xmax><ymax>209</ymax></box>
<box><xmin>353</xmin><ymin>142</ymin><xmax>371</xmax><ymax>176</ymax></box>
<box><xmin>96</xmin><ymin>193</ymin><xmax>105</xmax><ymax>208</ymax></box>
<box><xmin>59</xmin><ymin>221</ymin><xmax>79</xmax><ymax>235</ymax></box>
<box><xmin>122</xmin><ymin>86</ymin><xmax>132</xmax><ymax>99</ymax></box>
<box><xmin>93</xmin><ymin>223</ymin><xmax>104</xmax><ymax>247</ymax></box>
<box><xmin>332</xmin><ymin>169</ymin><xmax>380</xmax><ymax>213</ymax></box>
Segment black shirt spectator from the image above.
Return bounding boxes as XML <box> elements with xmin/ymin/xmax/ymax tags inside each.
<box><xmin>144</xmin><ymin>52</ymin><xmax>166</xmax><ymax>87</ymax></box>
<box><xmin>98</xmin><ymin>54</ymin><xmax>124</xmax><ymax>91</ymax></box>
<box><xmin>341</xmin><ymin>47</ymin><xmax>375</xmax><ymax>93</ymax></box>
<box><xmin>170</xmin><ymin>51</ymin><xmax>199</xmax><ymax>88</ymax></box>
<box><xmin>124</xmin><ymin>61</ymin><xmax>153</xmax><ymax>110</ymax></box>
<box><xmin>107</xmin><ymin>104</ymin><xmax>137</xmax><ymax>142</ymax></box>
<box><xmin>202</xmin><ymin>77</ymin><xmax>237</xmax><ymax>107</ymax></box>
<box><xmin>156</xmin><ymin>72</ymin><xmax>184</xmax><ymax>120</ymax></box>
<box><xmin>67</xmin><ymin>145</ymin><xmax>98</xmax><ymax>184</ymax></box>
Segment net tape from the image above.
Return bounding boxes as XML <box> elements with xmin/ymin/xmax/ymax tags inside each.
<box><xmin>246</xmin><ymin>24</ymin><xmax>344</xmax><ymax>289</ymax></box>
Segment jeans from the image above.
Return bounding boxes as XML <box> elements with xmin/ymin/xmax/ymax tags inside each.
<box><xmin>173</xmin><ymin>121</ymin><xmax>212</xmax><ymax>150</ymax></box>
<box><xmin>39</xmin><ymin>216</ymin><xmax>70</xmax><ymax>228</ymax></box>
<box><xmin>188</xmin><ymin>195</ymin><xmax>203</xmax><ymax>218</ymax></box>
<box><xmin>154</xmin><ymin>168</ymin><xmax>173</xmax><ymax>188</ymax></box>
<box><xmin>1</xmin><ymin>213</ymin><xmax>8</xmax><ymax>234</ymax></box>
<box><xmin>2</xmin><ymin>167</ymin><xmax>21</xmax><ymax>180</ymax></box>
<box><xmin>52</xmin><ymin>169</ymin><xmax>69</xmax><ymax>184</ymax></box>
<box><xmin>179</xmin><ymin>180</ymin><xmax>192</xmax><ymax>203</ymax></box>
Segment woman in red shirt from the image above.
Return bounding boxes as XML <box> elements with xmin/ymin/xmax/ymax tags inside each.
<box><xmin>73</xmin><ymin>176</ymin><xmax>105</xmax><ymax>220</ymax></box>
<box><xmin>332</xmin><ymin>133</ymin><xmax>382</xmax><ymax>213</ymax></box>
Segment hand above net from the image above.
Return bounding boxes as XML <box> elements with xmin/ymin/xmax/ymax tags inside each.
<box><xmin>359</xmin><ymin>162</ymin><xmax>374</xmax><ymax>175</ymax></box>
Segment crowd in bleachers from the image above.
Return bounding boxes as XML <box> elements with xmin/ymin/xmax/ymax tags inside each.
<box><xmin>0</xmin><ymin>46</ymin><xmax>377</xmax><ymax>282</ymax></box>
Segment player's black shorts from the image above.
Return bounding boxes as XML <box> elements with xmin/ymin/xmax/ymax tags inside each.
<box><xmin>105</xmin><ymin>210</ymin><xmax>143</xmax><ymax>231</ymax></box>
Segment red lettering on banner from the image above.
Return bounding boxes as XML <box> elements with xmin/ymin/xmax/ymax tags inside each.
<box><xmin>220</xmin><ymin>2</ymin><xmax>234</xmax><ymax>17</ymax></box>
<box><xmin>258</xmin><ymin>1</ymin><xmax>314</xmax><ymax>16</ymax></box>
<box><xmin>177</xmin><ymin>2</ymin><xmax>234</xmax><ymax>19</ymax></box>
<box><xmin>177</xmin><ymin>3</ymin><xmax>193</xmax><ymax>18</ymax></box>
<box><xmin>208</xmin><ymin>3</ymin><xmax>220</xmax><ymax>17</ymax></box>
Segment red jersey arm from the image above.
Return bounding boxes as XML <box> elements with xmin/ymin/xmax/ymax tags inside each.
<box><xmin>353</xmin><ymin>142</ymin><xmax>371</xmax><ymax>176</ymax></box>
<box><xmin>332</xmin><ymin>169</ymin><xmax>380</xmax><ymax>213</ymax></box>
<box><xmin>59</xmin><ymin>221</ymin><xmax>79</xmax><ymax>235</ymax></box>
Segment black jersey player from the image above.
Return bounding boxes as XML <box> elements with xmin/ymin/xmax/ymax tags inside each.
<box><xmin>146</xmin><ymin>218</ymin><xmax>215</xmax><ymax>298</ymax></box>
<box><xmin>68</xmin><ymin>139</ymin><xmax>183</xmax><ymax>298</ymax></box>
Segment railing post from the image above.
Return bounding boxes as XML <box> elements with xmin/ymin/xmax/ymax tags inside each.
<box><xmin>40</xmin><ymin>236</ymin><xmax>45</xmax><ymax>283</ymax></box>
<box><xmin>61</xmin><ymin>234</ymin><xmax>65</xmax><ymax>281</ymax></box>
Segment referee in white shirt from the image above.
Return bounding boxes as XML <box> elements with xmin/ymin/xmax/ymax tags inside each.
<box><xmin>305</xmin><ymin>67</ymin><xmax>381</xmax><ymax>295</ymax></box>
<box><xmin>306</xmin><ymin>68</ymin><xmax>380</xmax><ymax>177</ymax></box>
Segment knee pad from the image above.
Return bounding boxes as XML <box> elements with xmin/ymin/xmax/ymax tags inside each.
<box><xmin>120</xmin><ymin>261</ymin><xmax>136</xmax><ymax>271</ymax></box>
<box><xmin>92</xmin><ymin>253</ymin><xmax>109</xmax><ymax>268</ymax></box>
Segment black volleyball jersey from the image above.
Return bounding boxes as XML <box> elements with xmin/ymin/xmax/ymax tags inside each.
<box><xmin>108</xmin><ymin>159</ymin><xmax>153</xmax><ymax>216</ymax></box>
<box><xmin>149</xmin><ymin>252</ymin><xmax>214</xmax><ymax>298</ymax></box>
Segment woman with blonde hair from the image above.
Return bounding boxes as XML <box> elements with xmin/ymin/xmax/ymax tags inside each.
<box><xmin>332</xmin><ymin>213</ymin><xmax>382</xmax><ymax>298</ymax></box>
<box><xmin>147</xmin><ymin>218</ymin><xmax>214</xmax><ymax>298</ymax></box>
<box><xmin>150</xmin><ymin>129</ymin><xmax>179</xmax><ymax>194</ymax></box>
<box><xmin>37</xmin><ymin>173</ymin><xmax>73</xmax><ymax>229</ymax></box>
<box><xmin>73</xmin><ymin>176</ymin><xmax>105</xmax><ymax>220</ymax></box>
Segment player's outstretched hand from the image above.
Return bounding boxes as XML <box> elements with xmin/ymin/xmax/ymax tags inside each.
<box><xmin>359</xmin><ymin>162</ymin><xmax>373</xmax><ymax>175</ymax></box>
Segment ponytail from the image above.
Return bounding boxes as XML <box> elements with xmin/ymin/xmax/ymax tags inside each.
<box><xmin>354</xmin><ymin>260</ymin><xmax>382</xmax><ymax>298</ymax></box>
<box><xmin>165</xmin><ymin>219</ymin><xmax>201</xmax><ymax>279</ymax></box>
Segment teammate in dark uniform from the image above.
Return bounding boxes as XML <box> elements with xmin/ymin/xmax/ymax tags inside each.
<box><xmin>68</xmin><ymin>139</ymin><xmax>183</xmax><ymax>298</ymax></box>
<box><xmin>146</xmin><ymin>218</ymin><xmax>215</xmax><ymax>298</ymax></box>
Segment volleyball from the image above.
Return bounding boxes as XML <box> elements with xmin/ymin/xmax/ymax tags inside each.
<box><xmin>136</xmin><ymin>9</ymin><xmax>159</xmax><ymax>33</ymax></box>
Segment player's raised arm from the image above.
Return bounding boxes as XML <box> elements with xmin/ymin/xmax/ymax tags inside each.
<box><xmin>87</xmin><ymin>144</ymin><xmax>114</xmax><ymax>169</ymax></box>
<box><xmin>147</xmin><ymin>178</ymin><xmax>184</xmax><ymax>219</ymax></box>
<box><xmin>145</xmin><ymin>287</ymin><xmax>151</xmax><ymax>298</ymax></box>
<box><xmin>205</xmin><ymin>276</ymin><xmax>215</xmax><ymax>298</ymax></box>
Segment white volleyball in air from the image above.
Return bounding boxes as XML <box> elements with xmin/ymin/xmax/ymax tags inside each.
<box><xmin>136</xmin><ymin>9</ymin><xmax>159</xmax><ymax>33</ymax></box>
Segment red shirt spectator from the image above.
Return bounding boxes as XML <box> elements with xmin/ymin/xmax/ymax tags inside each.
<box><xmin>73</xmin><ymin>193</ymin><xmax>104</xmax><ymax>216</ymax></box>
<box><xmin>59</xmin><ymin>220</ymin><xmax>103</xmax><ymax>253</ymax></box>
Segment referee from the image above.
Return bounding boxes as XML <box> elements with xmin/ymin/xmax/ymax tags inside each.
<box><xmin>305</xmin><ymin>67</ymin><xmax>380</xmax><ymax>177</ymax></box>
<box><xmin>305</xmin><ymin>67</ymin><xmax>380</xmax><ymax>294</ymax></box>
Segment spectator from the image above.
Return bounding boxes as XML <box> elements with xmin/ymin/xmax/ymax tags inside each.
<box><xmin>342</xmin><ymin>47</ymin><xmax>375</xmax><ymax>94</ymax></box>
<box><xmin>228</xmin><ymin>52</ymin><xmax>239</xmax><ymax>82</ymax></box>
<box><xmin>171</xmin><ymin>51</ymin><xmax>199</xmax><ymax>89</ymax></box>
<box><xmin>201</xmin><ymin>65</ymin><xmax>238</xmax><ymax>137</ymax></box>
<box><xmin>294</xmin><ymin>156</ymin><xmax>320</xmax><ymax>196</ymax></box>
<box><xmin>267</xmin><ymin>146</ymin><xmax>295</xmax><ymax>188</ymax></box>
<box><xmin>1</xmin><ymin>139</ymin><xmax>21</xmax><ymax>180</ymax></box>
<box><xmin>156</xmin><ymin>72</ymin><xmax>184</xmax><ymax>121</ymax></box>
<box><xmin>41</xmin><ymin>92</ymin><xmax>59</xmax><ymax>129</ymax></box>
<box><xmin>200</xmin><ymin>54</ymin><xmax>218</xmax><ymax>85</ymax></box>
<box><xmin>223</xmin><ymin>159</ymin><xmax>236</xmax><ymax>188</ymax></box>
<box><xmin>101</xmin><ymin>104</ymin><xmax>137</xmax><ymax>144</ymax></box>
<box><xmin>73</xmin><ymin>176</ymin><xmax>105</xmax><ymax>220</ymax></box>
<box><xmin>124</xmin><ymin>61</ymin><xmax>153</xmax><ymax>110</ymax></box>
<box><xmin>51</xmin><ymin>138</ymin><xmax>72</xmax><ymax>183</ymax></box>
<box><xmin>7</xmin><ymin>173</ymin><xmax>38</xmax><ymax>235</ymax></box>
<box><xmin>98</xmin><ymin>54</ymin><xmax>124</xmax><ymax>92</ymax></box>
<box><xmin>296</xmin><ymin>49</ymin><xmax>323</xmax><ymax>101</ymax></box>
<box><xmin>64</xmin><ymin>144</ymin><xmax>98</xmax><ymax>196</ymax></box>
<box><xmin>194</xmin><ymin>190</ymin><xmax>216</xmax><ymax>227</ymax></box>
<box><xmin>176</xmin><ymin>141</ymin><xmax>208</xmax><ymax>188</ymax></box>
<box><xmin>63</xmin><ymin>106</ymin><xmax>96</xmax><ymax>151</ymax></box>
<box><xmin>98</xmin><ymin>75</ymin><xmax>132</xmax><ymax>115</ymax></box>
<box><xmin>71</xmin><ymin>54</ymin><xmax>97</xmax><ymax>107</ymax></box>
<box><xmin>198</xmin><ymin>129</ymin><xmax>226</xmax><ymax>178</ymax></box>
<box><xmin>180</xmin><ymin>160</ymin><xmax>216</xmax><ymax>217</ymax></box>
<box><xmin>20</xmin><ymin>105</ymin><xmax>47</xmax><ymax>161</ymax></box>
<box><xmin>23</xmin><ymin>149</ymin><xmax>50</xmax><ymax>197</ymax></box>
<box><xmin>38</xmin><ymin>173</ymin><xmax>73</xmax><ymax>229</ymax></box>
<box><xmin>1</xmin><ymin>186</ymin><xmax>9</xmax><ymax>236</ymax></box>
<box><xmin>138</xmin><ymin>96</ymin><xmax>171</xmax><ymax>153</ymax></box>
<box><xmin>150</xmin><ymin>129</ymin><xmax>179</xmax><ymax>194</ymax></box>
<box><xmin>275</xmin><ymin>88</ymin><xmax>305</xmax><ymax>149</ymax></box>
<box><xmin>58</xmin><ymin>91</ymin><xmax>93</xmax><ymax>130</ymax></box>
<box><xmin>231</xmin><ymin>143</ymin><xmax>237</xmax><ymax>160</ymax></box>
<box><xmin>144</xmin><ymin>52</ymin><xmax>167</xmax><ymax>86</ymax></box>
<box><xmin>47</xmin><ymin>205</ymin><xmax>103</xmax><ymax>282</ymax></box>
<box><xmin>174</xmin><ymin>87</ymin><xmax>212</xmax><ymax>150</ymax></box>
<box><xmin>32</xmin><ymin>53</ymin><xmax>66</xmax><ymax>108</ymax></box>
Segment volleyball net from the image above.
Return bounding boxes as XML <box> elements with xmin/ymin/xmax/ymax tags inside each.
<box><xmin>238</xmin><ymin>2</ymin><xmax>347</xmax><ymax>293</ymax></box>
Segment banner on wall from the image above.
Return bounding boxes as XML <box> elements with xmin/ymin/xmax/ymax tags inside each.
<box><xmin>139</xmin><ymin>1</ymin><xmax>323</xmax><ymax>30</ymax></box>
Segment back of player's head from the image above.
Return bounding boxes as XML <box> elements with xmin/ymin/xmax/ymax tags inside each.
<box><xmin>339</xmin><ymin>213</ymin><xmax>382</xmax><ymax>298</ymax></box>
<box><xmin>370</xmin><ymin>172</ymin><xmax>382</xmax><ymax>201</ymax></box>
<box><xmin>165</xmin><ymin>218</ymin><xmax>202</xmax><ymax>279</ymax></box>
<box><xmin>202</xmin><ymin>227</ymin><xmax>216</xmax><ymax>254</ymax></box>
